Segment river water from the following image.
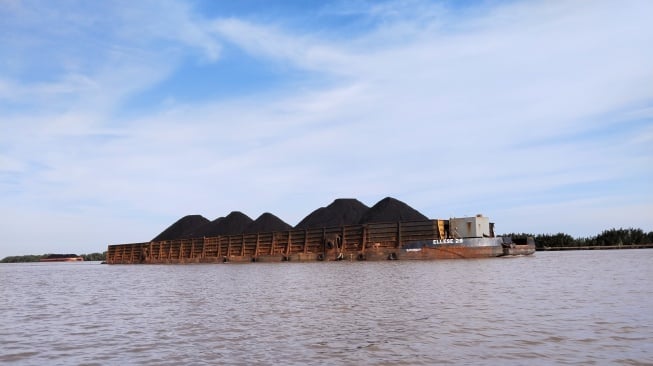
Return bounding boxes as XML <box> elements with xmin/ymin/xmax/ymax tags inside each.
<box><xmin>1</xmin><ymin>250</ymin><xmax>651</xmax><ymax>365</ymax></box>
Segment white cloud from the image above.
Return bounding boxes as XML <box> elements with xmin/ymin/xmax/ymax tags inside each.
<box><xmin>211</xmin><ymin>18</ymin><xmax>352</xmax><ymax>76</ymax></box>
<box><xmin>0</xmin><ymin>154</ymin><xmax>25</xmax><ymax>172</ymax></box>
<box><xmin>112</xmin><ymin>0</ymin><xmax>222</xmax><ymax>61</ymax></box>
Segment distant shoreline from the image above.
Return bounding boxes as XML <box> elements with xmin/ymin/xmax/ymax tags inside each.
<box><xmin>538</xmin><ymin>244</ymin><xmax>653</xmax><ymax>251</ymax></box>
<box><xmin>1</xmin><ymin>252</ymin><xmax>106</xmax><ymax>263</ymax></box>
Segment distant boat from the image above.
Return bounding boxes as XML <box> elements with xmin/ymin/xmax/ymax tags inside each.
<box><xmin>40</xmin><ymin>254</ymin><xmax>84</xmax><ymax>262</ymax></box>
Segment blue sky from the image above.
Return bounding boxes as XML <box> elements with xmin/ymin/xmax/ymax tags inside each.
<box><xmin>1</xmin><ymin>0</ymin><xmax>652</xmax><ymax>257</ymax></box>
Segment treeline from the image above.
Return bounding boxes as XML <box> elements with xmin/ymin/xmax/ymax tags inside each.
<box><xmin>81</xmin><ymin>252</ymin><xmax>106</xmax><ymax>261</ymax></box>
<box><xmin>504</xmin><ymin>228</ymin><xmax>653</xmax><ymax>250</ymax></box>
<box><xmin>2</xmin><ymin>228</ymin><xmax>652</xmax><ymax>261</ymax></box>
<box><xmin>1</xmin><ymin>252</ymin><xmax>107</xmax><ymax>263</ymax></box>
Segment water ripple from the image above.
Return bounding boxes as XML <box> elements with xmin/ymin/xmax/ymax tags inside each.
<box><xmin>1</xmin><ymin>251</ymin><xmax>652</xmax><ymax>365</ymax></box>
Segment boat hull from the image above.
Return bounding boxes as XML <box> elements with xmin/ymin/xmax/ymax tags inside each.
<box><xmin>371</xmin><ymin>237</ymin><xmax>535</xmax><ymax>260</ymax></box>
<box><xmin>39</xmin><ymin>257</ymin><xmax>84</xmax><ymax>262</ymax></box>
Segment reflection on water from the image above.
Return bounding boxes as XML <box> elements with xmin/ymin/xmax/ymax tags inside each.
<box><xmin>1</xmin><ymin>250</ymin><xmax>652</xmax><ymax>365</ymax></box>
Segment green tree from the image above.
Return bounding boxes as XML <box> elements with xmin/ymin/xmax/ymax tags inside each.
<box><xmin>80</xmin><ymin>252</ymin><xmax>107</xmax><ymax>261</ymax></box>
<box><xmin>534</xmin><ymin>233</ymin><xmax>576</xmax><ymax>248</ymax></box>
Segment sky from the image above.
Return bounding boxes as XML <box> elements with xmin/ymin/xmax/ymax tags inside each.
<box><xmin>1</xmin><ymin>0</ymin><xmax>652</xmax><ymax>257</ymax></box>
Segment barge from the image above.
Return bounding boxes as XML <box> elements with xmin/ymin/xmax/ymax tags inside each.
<box><xmin>40</xmin><ymin>254</ymin><xmax>84</xmax><ymax>262</ymax></box>
<box><xmin>106</xmin><ymin>215</ymin><xmax>535</xmax><ymax>264</ymax></box>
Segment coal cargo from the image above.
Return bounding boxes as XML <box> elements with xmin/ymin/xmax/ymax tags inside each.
<box><xmin>152</xmin><ymin>215</ymin><xmax>210</xmax><ymax>241</ymax></box>
<box><xmin>244</xmin><ymin>213</ymin><xmax>292</xmax><ymax>234</ymax></box>
<box><xmin>359</xmin><ymin>197</ymin><xmax>429</xmax><ymax>224</ymax></box>
<box><xmin>184</xmin><ymin>211</ymin><xmax>253</xmax><ymax>238</ymax></box>
<box><xmin>294</xmin><ymin>198</ymin><xmax>369</xmax><ymax>229</ymax></box>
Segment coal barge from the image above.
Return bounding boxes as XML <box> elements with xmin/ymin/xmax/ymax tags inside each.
<box><xmin>40</xmin><ymin>254</ymin><xmax>84</xmax><ymax>262</ymax></box>
<box><xmin>106</xmin><ymin>212</ymin><xmax>535</xmax><ymax>264</ymax></box>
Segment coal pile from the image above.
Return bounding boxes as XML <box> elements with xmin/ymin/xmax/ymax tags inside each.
<box><xmin>359</xmin><ymin>197</ymin><xmax>429</xmax><ymax>224</ymax></box>
<box><xmin>185</xmin><ymin>211</ymin><xmax>253</xmax><ymax>238</ymax></box>
<box><xmin>295</xmin><ymin>198</ymin><xmax>369</xmax><ymax>229</ymax></box>
<box><xmin>152</xmin><ymin>196</ymin><xmax>432</xmax><ymax>240</ymax></box>
<box><xmin>152</xmin><ymin>215</ymin><xmax>210</xmax><ymax>241</ymax></box>
<box><xmin>244</xmin><ymin>212</ymin><xmax>292</xmax><ymax>234</ymax></box>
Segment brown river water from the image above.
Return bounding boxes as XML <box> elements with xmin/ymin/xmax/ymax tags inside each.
<box><xmin>1</xmin><ymin>250</ymin><xmax>652</xmax><ymax>365</ymax></box>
